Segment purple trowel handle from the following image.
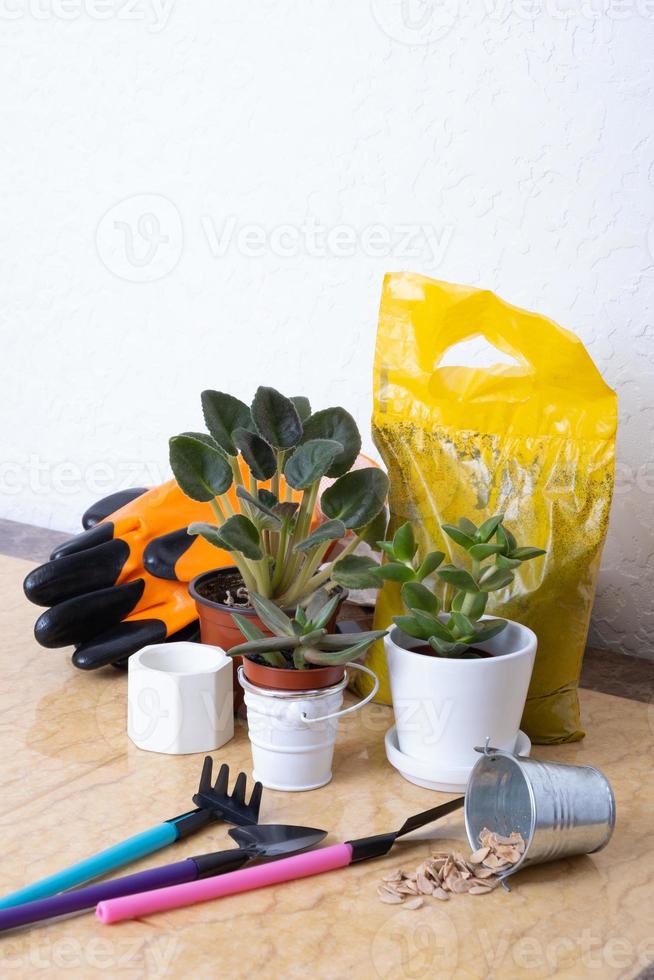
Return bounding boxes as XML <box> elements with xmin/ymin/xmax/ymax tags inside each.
<box><xmin>0</xmin><ymin>859</ymin><xmax>197</xmax><ymax>931</ymax></box>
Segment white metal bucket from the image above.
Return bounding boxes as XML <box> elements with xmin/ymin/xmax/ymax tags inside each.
<box><xmin>238</xmin><ymin>663</ymin><xmax>379</xmax><ymax>791</ymax></box>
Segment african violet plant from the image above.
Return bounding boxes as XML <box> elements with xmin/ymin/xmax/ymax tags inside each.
<box><xmin>336</xmin><ymin>514</ymin><xmax>545</xmax><ymax>659</ymax></box>
<box><xmin>169</xmin><ymin>387</ymin><xmax>389</xmax><ymax>607</ymax></box>
<box><xmin>228</xmin><ymin>588</ymin><xmax>387</xmax><ymax>668</ymax></box>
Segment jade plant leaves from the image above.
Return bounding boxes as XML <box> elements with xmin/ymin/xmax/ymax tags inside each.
<box><xmin>320</xmin><ymin>467</ymin><xmax>389</xmax><ymax>529</ymax></box>
<box><xmin>217</xmin><ymin>515</ymin><xmax>263</xmax><ymax>560</ymax></box>
<box><xmin>437</xmin><ymin>565</ymin><xmax>479</xmax><ymax>593</ymax></box>
<box><xmin>169</xmin><ymin>435</ymin><xmax>233</xmax><ymax>502</ymax></box>
<box><xmin>478</xmin><ymin>566</ymin><xmax>514</xmax><ymax>592</ymax></box>
<box><xmin>284</xmin><ymin>439</ymin><xmax>343</xmax><ymax>490</ymax></box>
<box><xmin>251</xmin><ymin>386</ymin><xmax>302</xmax><ymax>450</ymax></box>
<box><xmin>300</xmin><ymin>407</ymin><xmax>362</xmax><ymax>478</ymax></box>
<box><xmin>201</xmin><ymin>390</ymin><xmax>252</xmax><ymax>457</ymax></box>
<box><xmin>233</xmin><ymin>427</ymin><xmax>277</xmax><ymax>481</ymax></box>
<box><xmin>401</xmin><ymin>581</ymin><xmax>440</xmax><ymax>616</ymax></box>
<box><xmin>416</xmin><ymin>550</ymin><xmax>445</xmax><ymax>580</ymax></box>
<box><xmin>441</xmin><ymin>524</ymin><xmax>476</xmax><ymax>550</ymax></box>
<box><xmin>392</xmin><ymin>522</ymin><xmax>418</xmax><ymax>562</ymax></box>
<box><xmin>248</xmin><ymin>592</ymin><xmax>296</xmax><ymax>636</ymax></box>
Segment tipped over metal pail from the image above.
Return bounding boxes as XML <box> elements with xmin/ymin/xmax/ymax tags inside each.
<box><xmin>465</xmin><ymin>744</ymin><xmax>616</xmax><ymax>876</ymax></box>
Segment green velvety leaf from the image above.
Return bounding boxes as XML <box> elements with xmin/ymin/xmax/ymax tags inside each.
<box><xmin>468</xmin><ymin>543</ymin><xmax>504</xmax><ymax>561</ymax></box>
<box><xmin>476</xmin><ymin>514</ymin><xmax>505</xmax><ymax>543</ymax></box>
<box><xmin>392</xmin><ymin>522</ymin><xmax>417</xmax><ymax>562</ymax></box>
<box><xmin>478</xmin><ymin>567</ymin><xmax>515</xmax><ymax>592</ymax></box>
<box><xmin>251</xmin><ymin>386</ymin><xmax>302</xmax><ymax>450</ymax></box>
<box><xmin>300</xmin><ymin>407</ymin><xmax>362</xmax><ymax>478</ymax></box>
<box><xmin>188</xmin><ymin>521</ymin><xmax>227</xmax><ymax>550</ymax></box>
<box><xmin>357</xmin><ymin>507</ymin><xmax>389</xmax><ymax>549</ymax></box>
<box><xmin>284</xmin><ymin>439</ymin><xmax>343</xmax><ymax>489</ymax></box>
<box><xmin>330</xmin><ymin>554</ymin><xmax>381</xmax><ymax>590</ymax></box>
<box><xmin>416</xmin><ymin>550</ymin><xmax>445</xmax><ymax>580</ymax></box>
<box><xmin>437</xmin><ymin>565</ymin><xmax>479</xmax><ymax>592</ymax></box>
<box><xmin>170</xmin><ymin>435</ymin><xmax>233</xmax><ymax>502</ymax></box>
<box><xmin>320</xmin><ymin>468</ymin><xmax>389</xmax><ymax>530</ymax></box>
<box><xmin>510</xmin><ymin>546</ymin><xmax>546</xmax><ymax>562</ymax></box>
<box><xmin>442</xmin><ymin>524</ymin><xmax>475</xmax><ymax>550</ymax></box>
<box><xmin>236</xmin><ymin>486</ymin><xmax>282</xmax><ymax>528</ymax></box>
<box><xmin>231</xmin><ymin>613</ymin><xmax>267</xmax><ymax>642</ymax></box>
<box><xmin>201</xmin><ymin>390</ymin><xmax>252</xmax><ymax>457</ymax></box>
<box><xmin>180</xmin><ymin>431</ymin><xmax>220</xmax><ymax>451</ymax></box>
<box><xmin>291</xmin><ymin>396</ymin><xmax>312</xmax><ymax>422</ymax></box>
<box><xmin>233</xmin><ymin>426</ymin><xmax>277</xmax><ymax>481</ymax></box>
<box><xmin>429</xmin><ymin>636</ymin><xmax>471</xmax><ymax>657</ymax></box>
<box><xmin>375</xmin><ymin>562</ymin><xmax>415</xmax><ymax>583</ymax></box>
<box><xmin>259</xmin><ymin>489</ymin><xmax>278</xmax><ymax>507</ymax></box>
<box><xmin>401</xmin><ymin>581</ymin><xmax>440</xmax><ymax>615</ymax></box>
<box><xmin>473</xmin><ymin>618</ymin><xmax>507</xmax><ymax>642</ymax></box>
<box><xmin>218</xmin><ymin>515</ymin><xmax>263</xmax><ymax>560</ymax></box>
<box><xmin>293</xmin><ymin>519</ymin><xmax>346</xmax><ymax>553</ymax></box>
<box><xmin>273</xmin><ymin>501</ymin><xmax>299</xmax><ymax>523</ymax></box>
<box><xmin>248</xmin><ymin>592</ymin><xmax>296</xmax><ymax>637</ymax></box>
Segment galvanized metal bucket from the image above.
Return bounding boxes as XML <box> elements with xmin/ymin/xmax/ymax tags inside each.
<box><xmin>465</xmin><ymin>742</ymin><xmax>616</xmax><ymax>877</ymax></box>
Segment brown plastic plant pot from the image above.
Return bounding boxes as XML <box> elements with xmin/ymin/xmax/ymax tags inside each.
<box><xmin>188</xmin><ymin>566</ymin><xmax>346</xmax><ymax>705</ymax></box>
<box><xmin>240</xmin><ymin>656</ymin><xmax>346</xmax><ymax>692</ymax></box>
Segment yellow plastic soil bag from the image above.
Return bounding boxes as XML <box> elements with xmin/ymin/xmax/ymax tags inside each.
<box><xmin>355</xmin><ymin>273</ymin><xmax>617</xmax><ymax>744</ymax></box>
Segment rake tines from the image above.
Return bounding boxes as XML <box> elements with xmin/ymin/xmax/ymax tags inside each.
<box><xmin>193</xmin><ymin>757</ymin><xmax>263</xmax><ymax>827</ymax></box>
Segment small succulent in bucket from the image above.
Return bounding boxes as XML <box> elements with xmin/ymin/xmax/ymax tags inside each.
<box><xmin>169</xmin><ymin>387</ymin><xmax>389</xmax><ymax>608</ymax></box>
<box><xmin>228</xmin><ymin>588</ymin><xmax>387</xmax><ymax>669</ymax></box>
<box><xmin>346</xmin><ymin>516</ymin><xmax>545</xmax><ymax>659</ymax></box>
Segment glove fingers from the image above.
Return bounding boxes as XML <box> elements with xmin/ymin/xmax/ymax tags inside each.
<box><xmin>143</xmin><ymin>528</ymin><xmax>194</xmax><ymax>581</ymax></box>
<box><xmin>82</xmin><ymin>488</ymin><xmax>149</xmax><ymax>529</ymax></box>
<box><xmin>49</xmin><ymin>523</ymin><xmax>115</xmax><ymax>561</ymax></box>
<box><xmin>25</xmin><ymin>539</ymin><xmax>130</xmax><ymax>606</ymax></box>
<box><xmin>34</xmin><ymin>579</ymin><xmax>145</xmax><ymax>648</ymax></box>
<box><xmin>93</xmin><ymin>619</ymin><xmax>202</xmax><ymax>671</ymax></box>
<box><xmin>72</xmin><ymin>619</ymin><xmax>167</xmax><ymax>669</ymax></box>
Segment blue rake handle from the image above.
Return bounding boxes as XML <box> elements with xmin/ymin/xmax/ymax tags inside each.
<box><xmin>0</xmin><ymin>821</ymin><xmax>178</xmax><ymax>909</ymax></box>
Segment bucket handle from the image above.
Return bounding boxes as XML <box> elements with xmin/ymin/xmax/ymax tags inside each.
<box><xmin>300</xmin><ymin>663</ymin><xmax>379</xmax><ymax>724</ymax></box>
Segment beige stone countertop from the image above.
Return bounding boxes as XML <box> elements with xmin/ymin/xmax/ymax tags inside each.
<box><xmin>0</xmin><ymin>555</ymin><xmax>652</xmax><ymax>979</ymax></box>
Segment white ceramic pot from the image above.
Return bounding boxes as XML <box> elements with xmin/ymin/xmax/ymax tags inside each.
<box><xmin>239</xmin><ymin>663</ymin><xmax>378</xmax><ymax>792</ymax></box>
<box><xmin>385</xmin><ymin>618</ymin><xmax>536</xmax><ymax>773</ymax></box>
<box><xmin>128</xmin><ymin>642</ymin><xmax>234</xmax><ymax>755</ymax></box>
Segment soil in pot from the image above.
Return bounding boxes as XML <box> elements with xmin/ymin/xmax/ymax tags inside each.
<box><xmin>409</xmin><ymin>644</ymin><xmax>492</xmax><ymax>660</ymax></box>
<box><xmin>190</xmin><ymin>566</ymin><xmax>347</xmax><ymax>698</ymax></box>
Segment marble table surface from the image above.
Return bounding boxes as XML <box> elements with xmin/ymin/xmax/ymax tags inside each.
<box><xmin>1</xmin><ymin>553</ymin><xmax>653</xmax><ymax>979</ymax></box>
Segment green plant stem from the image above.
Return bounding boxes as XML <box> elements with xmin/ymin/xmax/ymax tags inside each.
<box><xmin>277</xmin><ymin>482</ymin><xmax>319</xmax><ymax>594</ymax></box>
<box><xmin>272</xmin><ymin>450</ymin><xmax>285</xmax><ymax>501</ymax></box>
<box><xmin>210</xmin><ymin>499</ymin><xmax>226</xmax><ymax>524</ymax></box>
<box><xmin>291</xmin><ymin>533</ymin><xmax>361</xmax><ymax>600</ymax></box>
<box><xmin>270</xmin><ymin>521</ymin><xmax>290</xmax><ymax>592</ymax></box>
<box><xmin>280</xmin><ymin>540</ymin><xmax>331</xmax><ymax>606</ymax></box>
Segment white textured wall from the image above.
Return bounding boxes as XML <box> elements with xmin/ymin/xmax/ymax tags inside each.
<box><xmin>0</xmin><ymin>2</ymin><xmax>652</xmax><ymax>656</ymax></box>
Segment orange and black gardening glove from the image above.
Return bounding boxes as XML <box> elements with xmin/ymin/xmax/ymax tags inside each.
<box><xmin>23</xmin><ymin>478</ymin><xmax>260</xmax><ymax>670</ymax></box>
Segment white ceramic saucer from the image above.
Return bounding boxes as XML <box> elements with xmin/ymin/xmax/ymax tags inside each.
<box><xmin>384</xmin><ymin>725</ymin><xmax>532</xmax><ymax>793</ymax></box>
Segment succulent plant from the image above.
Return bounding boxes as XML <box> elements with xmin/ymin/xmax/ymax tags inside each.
<box><xmin>228</xmin><ymin>589</ymin><xmax>387</xmax><ymax>668</ymax></box>
<box><xmin>169</xmin><ymin>387</ymin><xmax>389</xmax><ymax>607</ymax></box>
<box><xmin>389</xmin><ymin>515</ymin><xmax>545</xmax><ymax>658</ymax></box>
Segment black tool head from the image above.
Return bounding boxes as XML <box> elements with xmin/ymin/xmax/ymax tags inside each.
<box><xmin>347</xmin><ymin>796</ymin><xmax>465</xmax><ymax>863</ymax></box>
<box><xmin>192</xmin><ymin>758</ymin><xmax>263</xmax><ymax>827</ymax></box>
<box><xmin>229</xmin><ymin>824</ymin><xmax>327</xmax><ymax>858</ymax></box>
